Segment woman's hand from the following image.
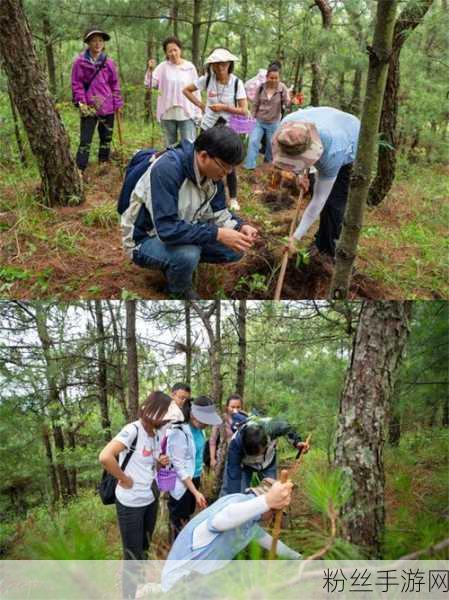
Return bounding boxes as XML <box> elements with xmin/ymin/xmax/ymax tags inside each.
<box><xmin>194</xmin><ymin>491</ymin><xmax>207</xmax><ymax>509</ymax></box>
<box><xmin>147</xmin><ymin>58</ymin><xmax>156</xmax><ymax>70</ymax></box>
<box><xmin>157</xmin><ymin>454</ymin><xmax>170</xmax><ymax>468</ymax></box>
<box><xmin>210</xmin><ymin>457</ymin><xmax>217</xmax><ymax>470</ymax></box>
<box><xmin>118</xmin><ymin>474</ymin><xmax>134</xmax><ymax>489</ymax></box>
<box><xmin>210</xmin><ymin>103</ymin><xmax>227</xmax><ymax>113</ymax></box>
<box><xmin>296</xmin><ymin>441</ymin><xmax>310</xmax><ymax>454</ymax></box>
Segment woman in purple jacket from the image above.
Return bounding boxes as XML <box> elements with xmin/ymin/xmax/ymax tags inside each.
<box><xmin>71</xmin><ymin>28</ymin><xmax>123</xmax><ymax>173</ymax></box>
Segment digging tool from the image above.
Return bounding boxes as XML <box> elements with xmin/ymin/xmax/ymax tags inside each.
<box><xmin>269</xmin><ymin>469</ymin><xmax>290</xmax><ymax>560</ymax></box>
<box><xmin>274</xmin><ymin>183</ymin><xmax>305</xmax><ymax>300</ymax></box>
<box><xmin>269</xmin><ymin>434</ymin><xmax>312</xmax><ymax>559</ymax></box>
<box><xmin>116</xmin><ymin>109</ymin><xmax>124</xmax><ymax>147</ymax></box>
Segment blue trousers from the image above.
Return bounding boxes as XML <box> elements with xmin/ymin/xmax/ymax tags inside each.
<box><xmin>133</xmin><ymin>236</ymin><xmax>242</xmax><ymax>294</ymax></box>
<box><xmin>160</xmin><ymin>119</ymin><xmax>197</xmax><ymax>145</ymax></box>
<box><xmin>243</xmin><ymin>120</ymin><xmax>280</xmax><ymax>169</ymax></box>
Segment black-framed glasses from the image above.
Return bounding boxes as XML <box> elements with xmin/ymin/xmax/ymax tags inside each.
<box><xmin>212</xmin><ymin>156</ymin><xmax>233</xmax><ymax>174</ymax></box>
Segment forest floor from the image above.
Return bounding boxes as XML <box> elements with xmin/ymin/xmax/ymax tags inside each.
<box><xmin>1</xmin><ymin>112</ymin><xmax>448</xmax><ymax>300</ymax></box>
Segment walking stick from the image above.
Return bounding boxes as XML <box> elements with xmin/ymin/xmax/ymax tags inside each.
<box><xmin>274</xmin><ymin>183</ymin><xmax>305</xmax><ymax>301</ymax></box>
<box><xmin>269</xmin><ymin>468</ymin><xmax>289</xmax><ymax>560</ymax></box>
<box><xmin>116</xmin><ymin>109</ymin><xmax>124</xmax><ymax>147</ymax></box>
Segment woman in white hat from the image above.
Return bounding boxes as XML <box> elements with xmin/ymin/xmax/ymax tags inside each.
<box><xmin>165</xmin><ymin>395</ymin><xmax>222</xmax><ymax>541</ymax></box>
<box><xmin>183</xmin><ymin>48</ymin><xmax>248</xmax><ymax>211</ymax></box>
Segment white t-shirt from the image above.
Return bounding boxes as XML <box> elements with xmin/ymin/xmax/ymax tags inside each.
<box><xmin>114</xmin><ymin>420</ymin><xmax>161</xmax><ymax>508</ymax></box>
<box><xmin>195</xmin><ymin>73</ymin><xmax>246</xmax><ymax>129</ymax></box>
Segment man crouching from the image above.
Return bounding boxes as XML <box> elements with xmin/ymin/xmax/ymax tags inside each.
<box><xmin>121</xmin><ymin>127</ymin><xmax>258</xmax><ymax>299</ymax></box>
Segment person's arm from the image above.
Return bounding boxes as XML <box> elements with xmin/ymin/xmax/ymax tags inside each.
<box><xmin>183</xmin><ymin>82</ymin><xmax>205</xmax><ymax>112</ymax></box>
<box><xmin>71</xmin><ymin>60</ymin><xmax>87</xmax><ymax>106</ymax></box>
<box><xmin>262</xmin><ymin>417</ymin><xmax>302</xmax><ymax>448</ymax></box>
<box><xmin>168</xmin><ymin>428</ymin><xmax>206</xmax><ymax>508</ymax></box>
<box><xmin>99</xmin><ymin>440</ymin><xmax>133</xmax><ymax>488</ymax></box>
<box><xmin>210</xmin><ymin>495</ymin><xmax>269</xmax><ymax>531</ymax></box>
<box><xmin>209</xmin><ymin>426</ymin><xmax>220</xmax><ymax>467</ymax></box>
<box><xmin>217</xmin><ymin>97</ymin><xmax>247</xmax><ymax>116</ymax></box>
<box><xmin>210</xmin><ymin>182</ymin><xmax>244</xmax><ymax>231</ymax></box>
<box><xmin>292</xmin><ymin>175</ymin><xmax>336</xmax><ymax>242</ymax></box>
<box><xmin>224</xmin><ymin>436</ymin><xmax>245</xmax><ymax>494</ymax></box>
<box><xmin>254</xmin><ymin>528</ymin><xmax>301</xmax><ymax>559</ymax></box>
<box><xmin>144</xmin><ymin>59</ymin><xmax>159</xmax><ymax>88</ymax></box>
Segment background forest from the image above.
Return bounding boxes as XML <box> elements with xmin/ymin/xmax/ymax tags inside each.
<box><xmin>0</xmin><ymin>300</ymin><xmax>447</xmax><ymax>562</ymax></box>
<box><xmin>0</xmin><ymin>0</ymin><xmax>448</xmax><ymax>299</ymax></box>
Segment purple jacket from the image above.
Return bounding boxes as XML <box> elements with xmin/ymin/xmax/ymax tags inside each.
<box><xmin>71</xmin><ymin>51</ymin><xmax>123</xmax><ymax>116</ymax></box>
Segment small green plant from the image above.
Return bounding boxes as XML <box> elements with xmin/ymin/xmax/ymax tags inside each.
<box><xmin>121</xmin><ymin>288</ymin><xmax>141</xmax><ymax>300</ymax></box>
<box><xmin>236</xmin><ymin>273</ymin><xmax>269</xmax><ymax>296</ymax></box>
<box><xmin>82</xmin><ymin>201</ymin><xmax>118</xmax><ymax>228</ymax></box>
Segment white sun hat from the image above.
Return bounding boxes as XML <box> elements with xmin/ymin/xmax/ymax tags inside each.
<box><xmin>204</xmin><ymin>48</ymin><xmax>239</xmax><ymax>65</ymax></box>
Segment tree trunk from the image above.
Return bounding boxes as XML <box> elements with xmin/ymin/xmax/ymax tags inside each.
<box><xmin>334</xmin><ymin>301</ymin><xmax>412</xmax><ymax>557</ymax></box>
<box><xmin>314</xmin><ymin>0</ymin><xmax>332</xmax><ymax>29</ymax></box>
<box><xmin>144</xmin><ymin>32</ymin><xmax>156</xmax><ymax>126</ymax></box>
<box><xmin>330</xmin><ymin>0</ymin><xmax>398</xmax><ymax>299</ymax></box>
<box><xmin>443</xmin><ymin>395</ymin><xmax>449</xmax><ymax>427</ymax></box>
<box><xmin>310</xmin><ymin>62</ymin><xmax>322</xmax><ymax>106</ymax></box>
<box><xmin>191</xmin><ymin>301</ymin><xmax>223</xmax><ymax>407</ymax></box>
<box><xmin>66</xmin><ymin>428</ymin><xmax>77</xmax><ymax>496</ymax></box>
<box><xmin>200</xmin><ymin>0</ymin><xmax>214</xmax><ymax>66</ymax></box>
<box><xmin>235</xmin><ymin>300</ymin><xmax>247</xmax><ymax>397</ymax></box>
<box><xmin>191</xmin><ymin>0</ymin><xmax>202</xmax><ymax>69</ymax></box>
<box><xmin>126</xmin><ymin>300</ymin><xmax>139</xmax><ymax>420</ymax></box>
<box><xmin>338</xmin><ymin>72</ymin><xmax>346</xmax><ymax>111</ymax></box>
<box><xmin>7</xmin><ymin>83</ymin><xmax>27</xmax><ymax>165</ymax></box>
<box><xmin>349</xmin><ymin>67</ymin><xmax>362</xmax><ymax>115</ymax></box>
<box><xmin>107</xmin><ymin>300</ymin><xmax>129</xmax><ymax>421</ymax></box>
<box><xmin>184</xmin><ymin>301</ymin><xmax>192</xmax><ymax>387</ymax></box>
<box><xmin>52</xmin><ymin>423</ymin><xmax>71</xmax><ymax>502</ymax></box>
<box><xmin>0</xmin><ymin>0</ymin><xmax>83</xmax><ymax>206</ymax></box>
<box><xmin>42</xmin><ymin>425</ymin><xmax>60</xmax><ymax>503</ymax></box>
<box><xmin>171</xmin><ymin>0</ymin><xmax>179</xmax><ymax>37</ymax></box>
<box><xmin>94</xmin><ymin>300</ymin><xmax>111</xmax><ymax>442</ymax></box>
<box><xmin>368</xmin><ymin>0</ymin><xmax>434</xmax><ymax>206</ymax></box>
<box><xmin>293</xmin><ymin>54</ymin><xmax>304</xmax><ymax>92</ymax></box>
<box><xmin>42</xmin><ymin>15</ymin><xmax>56</xmax><ymax>97</ymax></box>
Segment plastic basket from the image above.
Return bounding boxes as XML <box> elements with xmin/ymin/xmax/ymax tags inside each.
<box><xmin>229</xmin><ymin>114</ymin><xmax>256</xmax><ymax>134</ymax></box>
<box><xmin>156</xmin><ymin>468</ymin><xmax>177</xmax><ymax>491</ymax></box>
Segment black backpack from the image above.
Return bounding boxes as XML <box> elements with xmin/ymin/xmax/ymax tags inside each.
<box><xmin>97</xmin><ymin>425</ymin><xmax>138</xmax><ymax>505</ymax></box>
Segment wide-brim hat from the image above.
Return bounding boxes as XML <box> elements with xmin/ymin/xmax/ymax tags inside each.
<box><xmin>83</xmin><ymin>28</ymin><xmax>111</xmax><ymax>43</ymax></box>
<box><xmin>272</xmin><ymin>120</ymin><xmax>323</xmax><ymax>173</ymax></box>
<box><xmin>191</xmin><ymin>403</ymin><xmax>222</xmax><ymax>426</ymax></box>
<box><xmin>205</xmin><ymin>48</ymin><xmax>239</xmax><ymax>65</ymax></box>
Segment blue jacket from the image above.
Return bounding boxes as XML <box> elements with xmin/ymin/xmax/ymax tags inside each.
<box><xmin>120</xmin><ymin>141</ymin><xmax>243</xmax><ymax>258</ymax></box>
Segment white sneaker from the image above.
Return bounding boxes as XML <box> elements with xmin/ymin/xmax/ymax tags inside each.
<box><xmin>135</xmin><ymin>582</ymin><xmax>162</xmax><ymax>598</ymax></box>
<box><xmin>229</xmin><ymin>198</ymin><xmax>240</xmax><ymax>211</ymax></box>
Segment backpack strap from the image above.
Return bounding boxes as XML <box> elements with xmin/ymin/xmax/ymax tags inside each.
<box><xmin>120</xmin><ymin>424</ymin><xmax>139</xmax><ymax>472</ymax></box>
<box><xmin>234</xmin><ymin>76</ymin><xmax>239</xmax><ymax>107</ymax></box>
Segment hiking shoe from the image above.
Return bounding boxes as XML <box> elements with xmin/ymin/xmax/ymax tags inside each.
<box><xmin>229</xmin><ymin>198</ymin><xmax>241</xmax><ymax>211</ymax></box>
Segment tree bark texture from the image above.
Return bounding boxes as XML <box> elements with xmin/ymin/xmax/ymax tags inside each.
<box><xmin>330</xmin><ymin>0</ymin><xmax>398</xmax><ymax>299</ymax></box>
<box><xmin>191</xmin><ymin>0</ymin><xmax>202</xmax><ymax>69</ymax></box>
<box><xmin>368</xmin><ymin>0</ymin><xmax>434</xmax><ymax>206</ymax></box>
<box><xmin>310</xmin><ymin>62</ymin><xmax>322</xmax><ymax>106</ymax></box>
<box><xmin>0</xmin><ymin>0</ymin><xmax>83</xmax><ymax>206</ymax></box>
<box><xmin>334</xmin><ymin>301</ymin><xmax>412</xmax><ymax>557</ymax></box>
<box><xmin>235</xmin><ymin>300</ymin><xmax>247</xmax><ymax>398</ymax></box>
<box><xmin>42</xmin><ymin>15</ymin><xmax>56</xmax><ymax>97</ymax></box>
<box><xmin>184</xmin><ymin>301</ymin><xmax>192</xmax><ymax>387</ymax></box>
<box><xmin>107</xmin><ymin>300</ymin><xmax>129</xmax><ymax>421</ymax></box>
<box><xmin>94</xmin><ymin>301</ymin><xmax>111</xmax><ymax>441</ymax></box>
<box><xmin>7</xmin><ymin>83</ymin><xmax>27</xmax><ymax>165</ymax></box>
<box><xmin>314</xmin><ymin>0</ymin><xmax>332</xmax><ymax>29</ymax></box>
<box><xmin>42</xmin><ymin>425</ymin><xmax>60</xmax><ymax>503</ymax></box>
<box><xmin>126</xmin><ymin>301</ymin><xmax>139</xmax><ymax>420</ymax></box>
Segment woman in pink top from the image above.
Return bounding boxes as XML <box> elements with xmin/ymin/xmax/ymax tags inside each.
<box><xmin>145</xmin><ymin>37</ymin><xmax>201</xmax><ymax>146</ymax></box>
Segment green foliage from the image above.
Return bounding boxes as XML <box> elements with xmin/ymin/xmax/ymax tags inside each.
<box><xmin>304</xmin><ymin>466</ymin><xmax>352</xmax><ymax>515</ymax></box>
<box><xmin>19</xmin><ymin>491</ymin><xmax>120</xmax><ymax>560</ymax></box>
<box><xmin>82</xmin><ymin>202</ymin><xmax>118</xmax><ymax>228</ymax></box>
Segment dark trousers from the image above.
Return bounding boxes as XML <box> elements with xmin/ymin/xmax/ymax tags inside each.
<box><xmin>167</xmin><ymin>476</ymin><xmax>200</xmax><ymax>542</ymax></box>
<box><xmin>115</xmin><ymin>498</ymin><xmax>158</xmax><ymax>599</ymax></box>
<box><xmin>76</xmin><ymin>113</ymin><xmax>115</xmax><ymax>171</ymax></box>
<box><xmin>314</xmin><ymin>163</ymin><xmax>352</xmax><ymax>257</ymax></box>
<box><xmin>226</xmin><ymin>169</ymin><xmax>237</xmax><ymax>198</ymax></box>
